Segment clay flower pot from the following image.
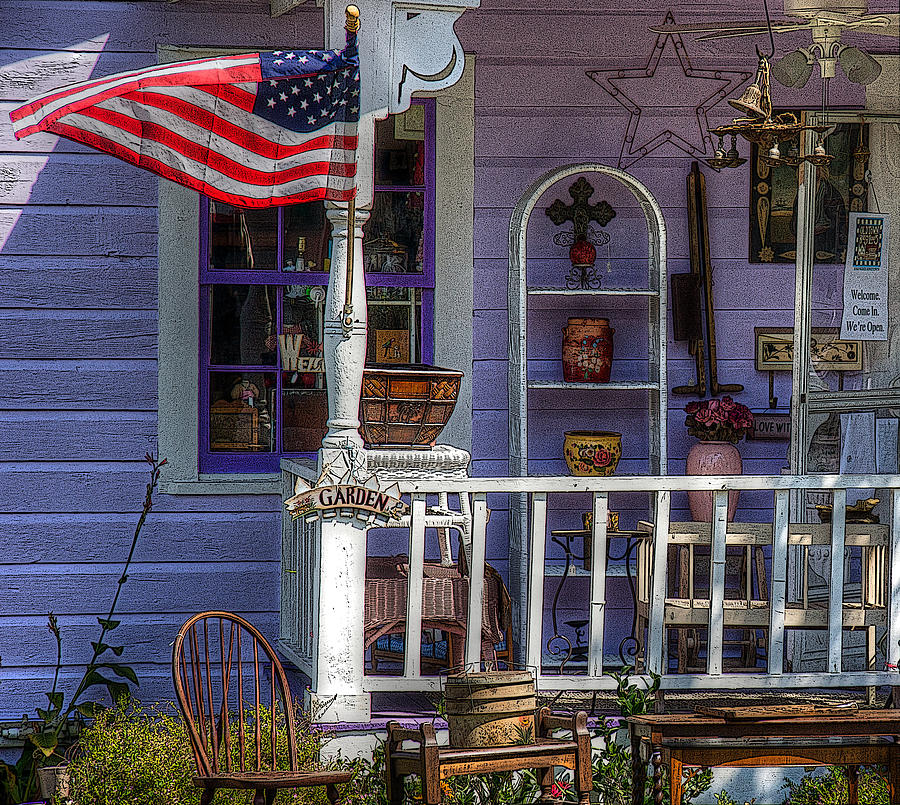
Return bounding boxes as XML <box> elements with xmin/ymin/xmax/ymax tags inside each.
<box><xmin>685</xmin><ymin>439</ymin><xmax>742</xmax><ymax>521</ymax></box>
<box><xmin>562</xmin><ymin>318</ymin><xmax>614</xmax><ymax>382</ymax></box>
<box><xmin>563</xmin><ymin>431</ymin><xmax>622</xmax><ymax>476</ymax></box>
<box><xmin>359</xmin><ymin>364</ymin><xmax>463</xmax><ymax>448</ymax></box>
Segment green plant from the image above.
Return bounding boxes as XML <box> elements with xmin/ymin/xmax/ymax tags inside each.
<box><xmin>715</xmin><ymin>790</ymin><xmax>754</xmax><ymax>805</ymax></box>
<box><xmin>59</xmin><ymin>699</ymin><xmax>195</xmax><ymax>805</ymax></box>
<box><xmin>592</xmin><ymin>666</ymin><xmax>712</xmax><ymax>805</ymax></box>
<box><xmin>780</xmin><ymin>765</ymin><xmax>889</xmax><ymax>804</ymax></box>
<box><xmin>57</xmin><ymin>698</ymin><xmax>352</xmax><ymax>805</ymax></box>
<box><xmin>0</xmin><ymin>454</ymin><xmax>165</xmax><ymax>805</ymax></box>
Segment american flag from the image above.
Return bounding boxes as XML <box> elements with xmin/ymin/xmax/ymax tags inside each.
<box><xmin>10</xmin><ymin>36</ymin><xmax>360</xmax><ymax>208</ymax></box>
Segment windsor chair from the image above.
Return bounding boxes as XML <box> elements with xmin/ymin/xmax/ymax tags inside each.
<box><xmin>172</xmin><ymin>611</ymin><xmax>351</xmax><ymax>805</ymax></box>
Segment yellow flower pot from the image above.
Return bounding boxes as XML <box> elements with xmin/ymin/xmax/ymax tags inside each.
<box><xmin>563</xmin><ymin>431</ymin><xmax>622</xmax><ymax>476</ymax></box>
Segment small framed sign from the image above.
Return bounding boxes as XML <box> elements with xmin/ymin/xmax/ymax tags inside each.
<box><xmin>755</xmin><ymin>327</ymin><xmax>862</xmax><ymax>372</ymax></box>
<box><xmin>749</xmin><ymin>411</ymin><xmax>792</xmax><ymax>441</ymax></box>
<box><xmin>375</xmin><ymin>329</ymin><xmax>410</xmax><ymax>363</ymax></box>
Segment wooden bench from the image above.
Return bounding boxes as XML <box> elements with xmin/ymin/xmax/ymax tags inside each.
<box><xmin>385</xmin><ymin>708</ymin><xmax>592</xmax><ymax>804</ymax></box>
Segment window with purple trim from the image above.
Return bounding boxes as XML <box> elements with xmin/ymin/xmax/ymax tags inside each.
<box><xmin>199</xmin><ymin>101</ymin><xmax>435</xmax><ymax>473</ymax></box>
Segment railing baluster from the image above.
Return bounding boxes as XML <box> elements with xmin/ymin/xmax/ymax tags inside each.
<box><xmin>647</xmin><ymin>491</ymin><xmax>670</xmax><ymax>676</ymax></box>
<box><xmin>588</xmin><ymin>492</ymin><xmax>608</xmax><ymax>678</ymax></box>
<box><xmin>889</xmin><ymin>490</ymin><xmax>900</xmax><ymax>678</ymax></box>
<box><xmin>527</xmin><ymin>492</ymin><xmax>548</xmax><ymax>676</ymax></box>
<box><xmin>405</xmin><ymin>493</ymin><xmax>427</xmax><ymax>679</ymax></box>
<box><xmin>768</xmin><ymin>489</ymin><xmax>789</xmax><ymax>675</ymax></box>
<box><xmin>828</xmin><ymin>488</ymin><xmax>847</xmax><ymax>675</ymax></box>
<box><xmin>465</xmin><ymin>493</ymin><xmax>488</xmax><ymax>668</ymax></box>
<box><xmin>708</xmin><ymin>491</ymin><xmax>728</xmax><ymax>676</ymax></box>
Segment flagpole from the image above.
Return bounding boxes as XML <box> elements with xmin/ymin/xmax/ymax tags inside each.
<box><xmin>342</xmin><ymin>192</ymin><xmax>356</xmax><ymax>337</ymax></box>
<box><xmin>341</xmin><ymin>4</ymin><xmax>360</xmax><ymax>339</ymax></box>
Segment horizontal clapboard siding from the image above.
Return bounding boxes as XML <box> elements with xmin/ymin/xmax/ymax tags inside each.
<box><xmin>0</xmin><ymin>0</ymin><xmax>329</xmax><ymax>716</ymax></box>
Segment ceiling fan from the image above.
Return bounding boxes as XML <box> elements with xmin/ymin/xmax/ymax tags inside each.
<box><xmin>653</xmin><ymin>0</ymin><xmax>898</xmax><ymax>89</ymax></box>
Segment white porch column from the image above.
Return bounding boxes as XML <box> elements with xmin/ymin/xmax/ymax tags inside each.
<box><xmin>307</xmin><ymin>0</ymin><xmax>479</xmax><ymax>724</ymax></box>
<box><xmin>308</xmin><ymin>112</ymin><xmax>374</xmax><ymax>723</ymax></box>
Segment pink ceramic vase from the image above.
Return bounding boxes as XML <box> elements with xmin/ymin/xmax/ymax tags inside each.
<box><xmin>685</xmin><ymin>440</ymin><xmax>742</xmax><ymax>522</ymax></box>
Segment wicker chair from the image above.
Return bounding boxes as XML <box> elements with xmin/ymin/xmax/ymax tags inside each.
<box><xmin>365</xmin><ymin>556</ymin><xmax>514</xmax><ymax>671</ymax></box>
<box><xmin>172</xmin><ymin>611</ymin><xmax>351</xmax><ymax>805</ymax></box>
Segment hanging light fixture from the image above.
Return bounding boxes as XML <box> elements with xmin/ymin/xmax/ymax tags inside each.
<box><xmin>709</xmin><ymin>48</ymin><xmax>833</xmax><ymax>170</ymax></box>
<box><xmin>706</xmin><ymin>0</ymin><xmax>836</xmax><ymax>171</ymax></box>
<box><xmin>771</xmin><ymin>48</ymin><xmax>814</xmax><ymax>89</ymax></box>
<box><xmin>837</xmin><ymin>46</ymin><xmax>882</xmax><ymax>85</ymax></box>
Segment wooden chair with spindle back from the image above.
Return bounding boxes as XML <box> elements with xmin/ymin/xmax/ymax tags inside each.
<box><xmin>172</xmin><ymin>611</ymin><xmax>351</xmax><ymax>805</ymax></box>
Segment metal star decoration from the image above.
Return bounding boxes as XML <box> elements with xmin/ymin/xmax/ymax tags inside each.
<box><xmin>586</xmin><ymin>11</ymin><xmax>752</xmax><ymax>169</ymax></box>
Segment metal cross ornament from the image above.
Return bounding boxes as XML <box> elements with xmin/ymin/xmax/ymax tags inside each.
<box><xmin>546</xmin><ymin>177</ymin><xmax>616</xmax><ymax>289</ymax></box>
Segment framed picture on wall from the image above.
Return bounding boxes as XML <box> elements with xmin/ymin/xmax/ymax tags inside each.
<box><xmin>749</xmin><ymin>115</ymin><xmax>869</xmax><ymax>263</ymax></box>
<box><xmin>755</xmin><ymin>327</ymin><xmax>862</xmax><ymax>372</ymax></box>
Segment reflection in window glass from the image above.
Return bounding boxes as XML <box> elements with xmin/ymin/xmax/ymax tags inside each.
<box><xmin>210</xmin><ymin>285</ymin><xmax>277</xmax><ymax>366</ymax></box>
<box><xmin>374</xmin><ymin>107</ymin><xmax>425</xmax><ymax>187</ymax></box>
<box><xmin>363</xmin><ymin>192</ymin><xmax>424</xmax><ymax>274</ymax></box>
<box><xmin>209</xmin><ymin>372</ymin><xmax>275</xmax><ymax>452</ymax></box>
<box><xmin>366</xmin><ymin>287</ymin><xmax>421</xmax><ymax>364</ymax></box>
<box><xmin>208</xmin><ymin>203</ymin><xmax>277</xmax><ymax>270</ymax></box>
<box><xmin>283</xmin><ymin>203</ymin><xmax>332</xmax><ymax>272</ymax></box>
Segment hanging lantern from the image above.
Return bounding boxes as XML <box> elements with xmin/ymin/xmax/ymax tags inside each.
<box><xmin>710</xmin><ymin>47</ymin><xmax>834</xmax><ymax>170</ymax></box>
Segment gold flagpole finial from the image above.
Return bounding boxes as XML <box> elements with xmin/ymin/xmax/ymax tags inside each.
<box><xmin>345</xmin><ymin>5</ymin><xmax>360</xmax><ymax>32</ymax></box>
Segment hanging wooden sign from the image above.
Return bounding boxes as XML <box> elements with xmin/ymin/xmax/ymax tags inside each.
<box><xmin>285</xmin><ymin>481</ymin><xmax>409</xmax><ymax>523</ymax></box>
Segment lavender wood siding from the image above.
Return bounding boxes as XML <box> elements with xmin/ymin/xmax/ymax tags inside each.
<box><xmin>456</xmin><ymin>0</ymin><xmax>882</xmax><ymax>583</ymax></box>
<box><xmin>0</xmin><ymin>0</ymin><xmax>892</xmax><ymax>713</ymax></box>
<box><xmin>0</xmin><ymin>0</ymin><xmax>323</xmax><ymax>715</ymax></box>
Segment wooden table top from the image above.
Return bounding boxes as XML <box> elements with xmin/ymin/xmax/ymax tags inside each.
<box><xmin>627</xmin><ymin>708</ymin><xmax>900</xmax><ymax>741</ymax></box>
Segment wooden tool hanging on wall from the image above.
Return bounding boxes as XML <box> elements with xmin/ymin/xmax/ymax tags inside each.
<box><xmin>673</xmin><ymin>161</ymin><xmax>743</xmax><ymax>397</ymax></box>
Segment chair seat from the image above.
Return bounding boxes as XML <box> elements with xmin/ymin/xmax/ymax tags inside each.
<box><xmin>194</xmin><ymin>769</ymin><xmax>352</xmax><ymax>789</ymax></box>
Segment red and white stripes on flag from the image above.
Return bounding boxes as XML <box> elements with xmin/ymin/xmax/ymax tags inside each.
<box><xmin>10</xmin><ymin>46</ymin><xmax>360</xmax><ymax>208</ymax></box>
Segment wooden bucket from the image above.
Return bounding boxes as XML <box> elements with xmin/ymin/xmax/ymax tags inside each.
<box><xmin>443</xmin><ymin>670</ymin><xmax>536</xmax><ymax>747</ymax></box>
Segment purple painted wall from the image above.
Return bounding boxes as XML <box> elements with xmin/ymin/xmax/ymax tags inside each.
<box><xmin>0</xmin><ymin>0</ymin><xmax>894</xmax><ymax>713</ymax></box>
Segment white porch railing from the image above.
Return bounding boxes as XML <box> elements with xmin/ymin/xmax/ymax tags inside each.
<box><xmin>280</xmin><ymin>463</ymin><xmax>900</xmax><ymax>701</ymax></box>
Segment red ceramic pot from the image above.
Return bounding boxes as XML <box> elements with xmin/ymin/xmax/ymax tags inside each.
<box><xmin>562</xmin><ymin>317</ymin><xmax>614</xmax><ymax>382</ymax></box>
<box><xmin>685</xmin><ymin>440</ymin><xmax>742</xmax><ymax>522</ymax></box>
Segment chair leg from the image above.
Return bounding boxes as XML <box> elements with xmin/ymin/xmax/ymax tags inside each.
<box><xmin>252</xmin><ymin>787</ymin><xmax>265</xmax><ymax>805</ymax></box>
<box><xmin>265</xmin><ymin>789</ymin><xmax>277</xmax><ymax>805</ymax></box>
<box><xmin>199</xmin><ymin>787</ymin><xmax>215</xmax><ymax>805</ymax></box>
<box><xmin>537</xmin><ymin>765</ymin><xmax>555</xmax><ymax>803</ymax></box>
<box><xmin>326</xmin><ymin>782</ymin><xmax>341</xmax><ymax>804</ymax></box>
<box><xmin>670</xmin><ymin>756</ymin><xmax>685</xmax><ymax>805</ymax></box>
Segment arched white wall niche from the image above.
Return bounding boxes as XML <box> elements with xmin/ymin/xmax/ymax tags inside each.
<box><xmin>506</xmin><ymin>163</ymin><xmax>668</xmax><ymax>651</ymax></box>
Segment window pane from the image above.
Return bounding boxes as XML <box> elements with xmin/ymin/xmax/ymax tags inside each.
<box><xmin>283</xmin><ymin>387</ymin><xmax>328</xmax><ymax>453</ymax></box>
<box><xmin>366</xmin><ymin>287</ymin><xmax>421</xmax><ymax>364</ymax></box>
<box><xmin>209</xmin><ymin>372</ymin><xmax>275</xmax><ymax>452</ymax></box>
<box><xmin>374</xmin><ymin>106</ymin><xmax>425</xmax><ymax>186</ymax></box>
<box><xmin>208</xmin><ymin>203</ymin><xmax>277</xmax><ymax>270</ymax></box>
<box><xmin>283</xmin><ymin>202</ymin><xmax>332</xmax><ymax>272</ymax></box>
<box><xmin>282</xmin><ymin>285</ymin><xmax>326</xmax><ymax>375</ymax></box>
<box><xmin>363</xmin><ymin>192</ymin><xmax>424</xmax><ymax>274</ymax></box>
<box><xmin>209</xmin><ymin>285</ymin><xmax>277</xmax><ymax>366</ymax></box>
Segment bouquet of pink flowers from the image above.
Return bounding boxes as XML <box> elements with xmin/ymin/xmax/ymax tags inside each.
<box><xmin>684</xmin><ymin>396</ymin><xmax>754</xmax><ymax>443</ymax></box>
